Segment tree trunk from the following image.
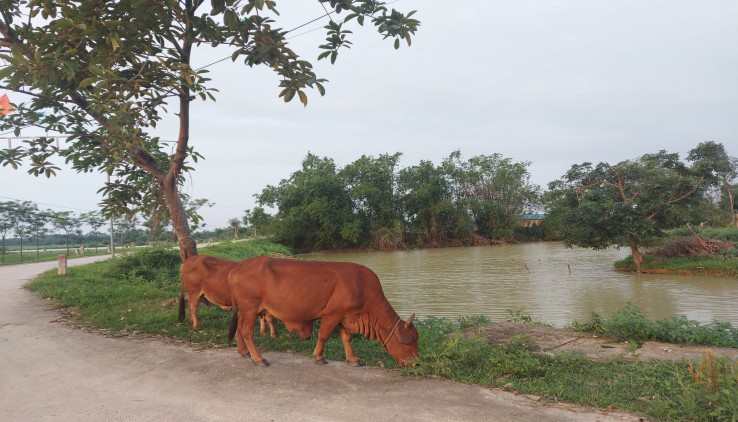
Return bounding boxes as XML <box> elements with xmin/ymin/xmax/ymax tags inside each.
<box><xmin>628</xmin><ymin>235</ymin><xmax>643</xmax><ymax>273</ymax></box>
<box><xmin>161</xmin><ymin>175</ymin><xmax>197</xmax><ymax>261</ymax></box>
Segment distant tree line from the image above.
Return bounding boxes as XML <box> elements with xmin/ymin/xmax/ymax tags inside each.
<box><xmin>6</xmin><ymin>142</ymin><xmax>735</xmax><ymax>262</ymax></box>
<box><xmin>247</xmin><ymin>151</ymin><xmax>544</xmax><ymax>252</ymax></box>
<box><xmin>237</xmin><ymin>143</ymin><xmax>736</xmax><ymax>257</ymax></box>
<box><xmin>0</xmin><ymin>194</ymin><xmax>214</xmax><ymax>263</ymax></box>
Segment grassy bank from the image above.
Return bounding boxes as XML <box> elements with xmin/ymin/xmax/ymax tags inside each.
<box><xmin>25</xmin><ymin>241</ymin><xmax>738</xmax><ymax>420</ymax></box>
<box><xmin>613</xmin><ymin>227</ymin><xmax>738</xmax><ymax>276</ymax></box>
<box><xmin>614</xmin><ymin>254</ymin><xmax>738</xmax><ymax>277</ymax></box>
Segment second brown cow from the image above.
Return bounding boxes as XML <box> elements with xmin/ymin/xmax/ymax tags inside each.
<box><xmin>179</xmin><ymin>255</ymin><xmax>277</xmax><ymax>340</ymax></box>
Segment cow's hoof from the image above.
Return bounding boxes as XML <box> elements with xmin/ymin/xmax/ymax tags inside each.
<box><xmin>348</xmin><ymin>360</ymin><xmax>363</xmax><ymax>368</ymax></box>
<box><xmin>315</xmin><ymin>358</ymin><xmax>328</xmax><ymax>365</ymax></box>
<box><xmin>253</xmin><ymin>359</ymin><xmax>270</xmax><ymax>367</ymax></box>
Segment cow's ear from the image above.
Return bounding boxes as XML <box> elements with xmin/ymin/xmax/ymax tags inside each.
<box><xmin>404</xmin><ymin>313</ymin><xmax>415</xmax><ymax>330</ymax></box>
<box><xmin>395</xmin><ymin>325</ymin><xmax>413</xmax><ymax>345</ymax></box>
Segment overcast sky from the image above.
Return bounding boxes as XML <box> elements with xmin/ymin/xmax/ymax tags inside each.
<box><xmin>2</xmin><ymin>0</ymin><xmax>737</xmax><ymax>231</ymax></box>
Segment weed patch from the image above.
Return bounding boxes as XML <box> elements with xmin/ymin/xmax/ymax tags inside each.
<box><xmin>571</xmin><ymin>302</ymin><xmax>738</xmax><ymax>348</ymax></box>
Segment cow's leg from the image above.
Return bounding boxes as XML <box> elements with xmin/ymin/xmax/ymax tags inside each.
<box><xmin>238</xmin><ymin>310</ymin><xmax>269</xmax><ymax>367</ymax></box>
<box><xmin>264</xmin><ymin>313</ymin><xmax>278</xmax><ymax>338</ymax></box>
<box><xmin>313</xmin><ymin>316</ymin><xmax>341</xmax><ymax>365</ymax></box>
<box><xmin>235</xmin><ymin>325</ymin><xmax>249</xmax><ymax>357</ymax></box>
<box><xmin>339</xmin><ymin>325</ymin><xmax>362</xmax><ymax>367</ymax></box>
<box><xmin>187</xmin><ymin>292</ymin><xmax>201</xmax><ymax>331</ymax></box>
<box><xmin>258</xmin><ymin>315</ymin><xmax>267</xmax><ymax>335</ymax></box>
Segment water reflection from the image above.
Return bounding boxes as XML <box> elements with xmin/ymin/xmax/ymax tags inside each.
<box><xmin>304</xmin><ymin>243</ymin><xmax>738</xmax><ymax>327</ymax></box>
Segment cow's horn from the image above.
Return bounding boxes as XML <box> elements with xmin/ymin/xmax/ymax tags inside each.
<box><xmin>404</xmin><ymin>313</ymin><xmax>416</xmax><ymax>329</ymax></box>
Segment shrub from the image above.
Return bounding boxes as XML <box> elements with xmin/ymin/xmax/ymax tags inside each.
<box><xmin>676</xmin><ymin>350</ymin><xmax>738</xmax><ymax>421</ymax></box>
<box><xmin>571</xmin><ymin>303</ymin><xmax>738</xmax><ymax>348</ymax></box>
<box><xmin>102</xmin><ymin>247</ymin><xmax>181</xmax><ymax>287</ymax></box>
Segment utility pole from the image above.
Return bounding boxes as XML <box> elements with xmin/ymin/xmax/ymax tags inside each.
<box><xmin>107</xmin><ymin>173</ymin><xmax>115</xmax><ymax>257</ymax></box>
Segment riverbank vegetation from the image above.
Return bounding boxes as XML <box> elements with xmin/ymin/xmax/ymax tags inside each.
<box><xmin>25</xmin><ymin>245</ymin><xmax>738</xmax><ymax>420</ymax></box>
<box><xmin>613</xmin><ymin>227</ymin><xmax>738</xmax><ymax>277</ymax></box>
<box><xmin>252</xmin><ymin>151</ymin><xmax>545</xmax><ymax>252</ymax></box>
<box><xmin>570</xmin><ymin>302</ymin><xmax>738</xmax><ymax>348</ymax></box>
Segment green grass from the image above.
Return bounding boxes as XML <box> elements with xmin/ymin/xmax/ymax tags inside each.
<box><xmin>24</xmin><ymin>242</ymin><xmax>738</xmax><ymax>421</ymax></box>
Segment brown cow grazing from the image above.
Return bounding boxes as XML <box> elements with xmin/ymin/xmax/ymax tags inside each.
<box><xmin>228</xmin><ymin>256</ymin><xmax>419</xmax><ymax>367</ymax></box>
<box><xmin>179</xmin><ymin>255</ymin><xmax>277</xmax><ymax>340</ymax></box>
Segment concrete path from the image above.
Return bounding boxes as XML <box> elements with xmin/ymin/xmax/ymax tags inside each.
<box><xmin>0</xmin><ymin>257</ymin><xmax>640</xmax><ymax>421</ymax></box>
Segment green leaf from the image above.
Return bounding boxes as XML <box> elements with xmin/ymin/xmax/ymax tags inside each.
<box><xmin>224</xmin><ymin>9</ymin><xmax>238</xmax><ymax>29</ymax></box>
<box><xmin>88</xmin><ymin>65</ymin><xmax>105</xmax><ymax>76</ymax></box>
<box><xmin>298</xmin><ymin>90</ymin><xmax>307</xmax><ymax>107</ymax></box>
<box><xmin>0</xmin><ymin>66</ymin><xmax>15</xmax><ymax>80</ymax></box>
<box><xmin>78</xmin><ymin>77</ymin><xmax>97</xmax><ymax>89</ymax></box>
<box><xmin>394</xmin><ymin>38</ymin><xmax>400</xmax><ymax>49</ymax></box>
<box><xmin>317</xmin><ymin>51</ymin><xmax>331</xmax><ymax>61</ymax></box>
<box><xmin>283</xmin><ymin>89</ymin><xmax>295</xmax><ymax>102</ymax></box>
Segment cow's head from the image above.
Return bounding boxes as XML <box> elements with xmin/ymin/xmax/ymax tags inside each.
<box><xmin>386</xmin><ymin>313</ymin><xmax>419</xmax><ymax>366</ymax></box>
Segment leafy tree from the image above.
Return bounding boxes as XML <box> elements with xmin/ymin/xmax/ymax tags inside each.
<box><xmin>228</xmin><ymin>217</ymin><xmax>241</xmax><ymax>240</ymax></box>
<box><xmin>80</xmin><ymin>210</ymin><xmax>107</xmax><ymax>250</ymax></box>
<box><xmin>12</xmin><ymin>200</ymin><xmax>36</xmax><ymax>262</ymax></box>
<box><xmin>396</xmin><ymin>160</ymin><xmax>467</xmax><ymax>246</ymax></box>
<box><xmin>687</xmin><ymin>141</ymin><xmax>738</xmax><ymax>227</ymax></box>
<box><xmin>244</xmin><ymin>206</ymin><xmax>272</xmax><ymax>238</ymax></box>
<box><xmin>257</xmin><ymin>153</ymin><xmax>359</xmax><ymax>251</ymax></box>
<box><xmin>338</xmin><ymin>153</ymin><xmax>403</xmax><ymax>248</ymax></box>
<box><xmin>0</xmin><ymin>200</ymin><xmax>20</xmax><ymax>262</ymax></box>
<box><xmin>442</xmin><ymin>151</ymin><xmax>540</xmax><ymax>241</ymax></box>
<box><xmin>546</xmin><ymin>151</ymin><xmax>707</xmax><ymax>272</ymax></box>
<box><xmin>0</xmin><ymin>1</ymin><xmax>419</xmax><ymax>260</ymax></box>
<box><xmin>51</xmin><ymin>210</ymin><xmax>83</xmax><ymax>255</ymax></box>
<box><xmin>26</xmin><ymin>206</ymin><xmax>50</xmax><ymax>258</ymax></box>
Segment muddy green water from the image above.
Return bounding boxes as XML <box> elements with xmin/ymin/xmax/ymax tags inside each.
<box><xmin>305</xmin><ymin>242</ymin><xmax>738</xmax><ymax>327</ymax></box>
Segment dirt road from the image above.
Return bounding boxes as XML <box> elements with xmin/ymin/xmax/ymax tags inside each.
<box><xmin>0</xmin><ymin>257</ymin><xmax>638</xmax><ymax>421</ymax></box>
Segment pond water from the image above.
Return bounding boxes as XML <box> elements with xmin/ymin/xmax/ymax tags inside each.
<box><xmin>304</xmin><ymin>242</ymin><xmax>738</xmax><ymax>327</ymax></box>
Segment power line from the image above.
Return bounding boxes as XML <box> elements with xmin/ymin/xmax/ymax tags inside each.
<box><xmin>0</xmin><ymin>195</ymin><xmax>98</xmax><ymax>214</ymax></box>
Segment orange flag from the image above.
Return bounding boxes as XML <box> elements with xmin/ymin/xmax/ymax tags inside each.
<box><xmin>0</xmin><ymin>94</ymin><xmax>12</xmax><ymax>116</ymax></box>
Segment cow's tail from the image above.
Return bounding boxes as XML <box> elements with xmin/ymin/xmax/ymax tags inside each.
<box><xmin>178</xmin><ymin>283</ymin><xmax>186</xmax><ymax>323</ymax></box>
<box><xmin>227</xmin><ymin>309</ymin><xmax>238</xmax><ymax>344</ymax></box>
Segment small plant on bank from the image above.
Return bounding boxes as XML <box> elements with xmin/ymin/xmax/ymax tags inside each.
<box><xmin>675</xmin><ymin>350</ymin><xmax>738</xmax><ymax>421</ymax></box>
<box><xmin>505</xmin><ymin>308</ymin><xmax>533</xmax><ymax>324</ymax></box>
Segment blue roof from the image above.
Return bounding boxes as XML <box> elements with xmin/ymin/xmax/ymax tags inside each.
<box><xmin>520</xmin><ymin>214</ymin><xmax>546</xmax><ymax>220</ymax></box>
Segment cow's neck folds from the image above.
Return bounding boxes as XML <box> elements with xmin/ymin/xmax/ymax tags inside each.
<box><xmin>370</xmin><ymin>298</ymin><xmax>401</xmax><ymax>344</ymax></box>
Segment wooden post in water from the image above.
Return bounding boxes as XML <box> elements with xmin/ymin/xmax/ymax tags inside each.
<box><xmin>57</xmin><ymin>254</ymin><xmax>67</xmax><ymax>276</ymax></box>
<box><xmin>567</xmin><ymin>263</ymin><xmax>572</xmax><ymax>275</ymax></box>
<box><xmin>524</xmin><ymin>264</ymin><xmax>530</xmax><ymax>273</ymax></box>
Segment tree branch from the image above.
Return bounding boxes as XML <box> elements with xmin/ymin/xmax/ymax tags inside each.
<box><xmin>666</xmin><ymin>175</ymin><xmax>705</xmax><ymax>205</ymax></box>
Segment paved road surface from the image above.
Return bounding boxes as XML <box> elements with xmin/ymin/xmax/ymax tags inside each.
<box><xmin>0</xmin><ymin>257</ymin><xmax>639</xmax><ymax>421</ymax></box>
